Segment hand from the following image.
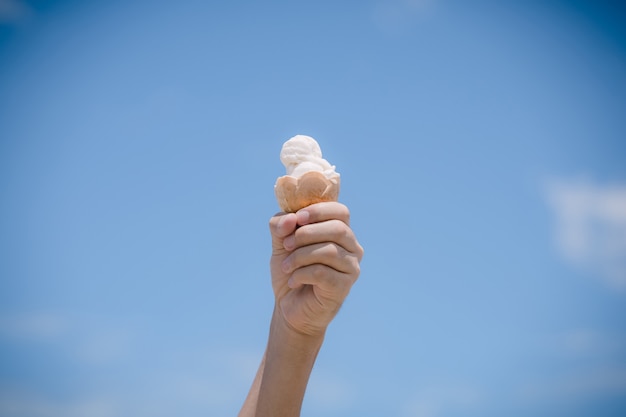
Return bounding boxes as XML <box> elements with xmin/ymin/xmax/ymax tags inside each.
<box><xmin>269</xmin><ymin>202</ymin><xmax>364</xmax><ymax>336</ymax></box>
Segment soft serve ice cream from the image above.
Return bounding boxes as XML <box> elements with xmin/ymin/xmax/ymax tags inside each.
<box><xmin>280</xmin><ymin>135</ymin><xmax>339</xmax><ymax>179</ymax></box>
<box><xmin>274</xmin><ymin>135</ymin><xmax>340</xmax><ymax>212</ymax></box>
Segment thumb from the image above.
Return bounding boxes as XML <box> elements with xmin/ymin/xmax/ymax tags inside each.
<box><xmin>269</xmin><ymin>212</ymin><xmax>298</xmax><ymax>253</ymax></box>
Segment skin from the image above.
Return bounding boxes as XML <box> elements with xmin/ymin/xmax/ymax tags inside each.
<box><xmin>238</xmin><ymin>202</ymin><xmax>364</xmax><ymax>417</ymax></box>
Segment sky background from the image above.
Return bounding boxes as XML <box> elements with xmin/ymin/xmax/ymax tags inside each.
<box><xmin>1</xmin><ymin>0</ymin><xmax>625</xmax><ymax>416</ymax></box>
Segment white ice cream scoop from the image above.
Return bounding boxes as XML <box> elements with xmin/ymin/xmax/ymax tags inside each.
<box><xmin>279</xmin><ymin>135</ymin><xmax>339</xmax><ymax>179</ymax></box>
<box><xmin>274</xmin><ymin>135</ymin><xmax>340</xmax><ymax>213</ymax></box>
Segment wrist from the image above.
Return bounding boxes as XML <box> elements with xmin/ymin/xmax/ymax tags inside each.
<box><xmin>270</xmin><ymin>305</ymin><xmax>326</xmax><ymax>354</ymax></box>
<box><xmin>255</xmin><ymin>306</ymin><xmax>325</xmax><ymax>416</ymax></box>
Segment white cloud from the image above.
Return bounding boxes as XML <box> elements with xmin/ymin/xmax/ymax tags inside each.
<box><xmin>515</xmin><ymin>366</ymin><xmax>626</xmax><ymax>406</ymax></box>
<box><xmin>0</xmin><ymin>312</ymin><xmax>68</xmax><ymax>341</ymax></box>
<box><xmin>514</xmin><ymin>329</ymin><xmax>626</xmax><ymax>408</ymax></box>
<box><xmin>140</xmin><ymin>345</ymin><xmax>264</xmax><ymax>414</ymax></box>
<box><xmin>402</xmin><ymin>380</ymin><xmax>484</xmax><ymax>417</ymax></box>
<box><xmin>0</xmin><ymin>0</ymin><xmax>31</xmax><ymax>23</ymax></box>
<box><xmin>0</xmin><ymin>313</ymin><xmax>262</xmax><ymax>415</ymax></box>
<box><xmin>306</xmin><ymin>368</ymin><xmax>358</xmax><ymax>411</ymax></box>
<box><xmin>371</xmin><ymin>0</ymin><xmax>437</xmax><ymax>35</ymax></box>
<box><xmin>0</xmin><ymin>391</ymin><xmax>118</xmax><ymax>417</ymax></box>
<box><xmin>0</xmin><ymin>312</ymin><xmax>136</xmax><ymax>366</ymax></box>
<box><xmin>0</xmin><ymin>345</ymin><xmax>262</xmax><ymax>417</ymax></box>
<box><xmin>74</xmin><ymin>327</ymin><xmax>134</xmax><ymax>365</ymax></box>
<box><xmin>555</xmin><ymin>328</ymin><xmax>626</xmax><ymax>357</ymax></box>
<box><xmin>546</xmin><ymin>178</ymin><xmax>626</xmax><ymax>290</ymax></box>
<box><xmin>219</xmin><ymin>348</ymin><xmax>262</xmax><ymax>383</ymax></box>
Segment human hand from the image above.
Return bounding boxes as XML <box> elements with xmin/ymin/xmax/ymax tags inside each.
<box><xmin>269</xmin><ymin>202</ymin><xmax>364</xmax><ymax>337</ymax></box>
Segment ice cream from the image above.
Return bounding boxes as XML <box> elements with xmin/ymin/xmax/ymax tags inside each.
<box><xmin>274</xmin><ymin>135</ymin><xmax>340</xmax><ymax>212</ymax></box>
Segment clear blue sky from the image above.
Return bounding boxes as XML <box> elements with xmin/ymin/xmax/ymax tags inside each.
<box><xmin>1</xmin><ymin>1</ymin><xmax>625</xmax><ymax>416</ymax></box>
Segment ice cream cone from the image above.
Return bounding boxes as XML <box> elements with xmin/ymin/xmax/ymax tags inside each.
<box><xmin>274</xmin><ymin>135</ymin><xmax>340</xmax><ymax>213</ymax></box>
<box><xmin>275</xmin><ymin>171</ymin><xmax>340</xmax><ymax>213</ymax></box>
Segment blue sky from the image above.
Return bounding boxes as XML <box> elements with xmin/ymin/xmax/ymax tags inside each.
<box><xmin>1</xmin><ymin>0</ymin><xmax>625</xmax><ymax>416</ymax></box>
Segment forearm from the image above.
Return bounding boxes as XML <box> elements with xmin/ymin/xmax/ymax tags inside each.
<box><xmin>240</xmin><ymin>203</ymin><xmax>362</xmax><ymax>416</ymax></box>
<box><xmin>238</xmin><ymin>351</ymin><xmax>266</xmax><ymax>417</ymax></box>
<box><xmin>238</xmin><ymin>306</ymin><xmax>325</xmax><ymax>417</ymax></box>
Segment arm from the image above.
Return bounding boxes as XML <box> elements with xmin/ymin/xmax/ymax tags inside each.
<box><xmin>239</xmin><ymin>309</ymin><xmax>324</xmax><ymax>417</ymax></box>
<box><xmin>238</xmin><ymin>202</ymin><xmax>364</xmax><ymax>417</ymax></box>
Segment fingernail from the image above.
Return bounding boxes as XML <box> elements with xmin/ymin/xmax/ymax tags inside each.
<box><xmin>281</xmin><ymin>259</ymin><xmax>291</xmax><ymax>273</ymax></box>
<box><xmin>277</xmin><ymin>215</ymin><xmax>287</xmax><ymax>230</ymax></box>
<box><xmin>283</xmin><ymin>235</ymin><xmax>295</xmax><ymax>250</ymax></box>
<box><xmin>296</xmin><ymin>210</ymin><xmax>310</xmax><ymax>225</ymax></box>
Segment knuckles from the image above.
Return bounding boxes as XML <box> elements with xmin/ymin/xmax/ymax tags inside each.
<box><xmin>293</xmin><ymin>219</ymin><xmax>353</xmax><ymax>247</ymax></box>
<box><xmin>311</xmin><ymin>264</ymin><xmax>328</xmax><ymax>281</ymax></box>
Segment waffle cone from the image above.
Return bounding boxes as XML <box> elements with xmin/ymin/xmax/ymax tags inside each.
<box><xmin>274</xmin><ymin>171</ymin><xmax>340</xmax><ymax>213</ymax></box>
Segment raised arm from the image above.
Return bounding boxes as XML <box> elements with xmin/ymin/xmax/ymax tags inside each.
<box><xmin>238</xmin><ymin>202</ymin><xmax>364</xmax><ymax>417</ymax></box>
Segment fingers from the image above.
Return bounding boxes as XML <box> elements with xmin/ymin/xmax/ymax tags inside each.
<box><xmin>283</xmin><ymin>219</ymin><xmax>363</xmax><ymax>260</ymax></box>
<box><xmin>281</xmin><ymin>242</ymin><xmax>360</xmax><ymax>276</ymax></box>
<box><xmin>281</xmin><ymin>238</ymin><xmax>361</xmax><ymax>295</ymax></box>
<box><xmin>287</xmin><ymin>264</ymin><xmax>355</xmax><ymax>298</ymax></box>
<box><xmin>271</xmin><ymin>201</ymin><xmax>364</xmax><ymax>293</ymax></box>
<box><xmin>286</xmin><ymin>201</ymin><xmax>363</xmax><ymax>258</ymax></box>
<box><xmin>295</xmin><ymin>202</ymin><xmax>351</xmax><ymax>227</ymax></box>
<box><xmin>269</xmin><ymin>200</ymin><xmax>347</xmax><ymax>241</ymax></box>
<box><xmin>269</xmin><ymin>212</ymin><xmax>298</xmax><ymax>252</ymax></box>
